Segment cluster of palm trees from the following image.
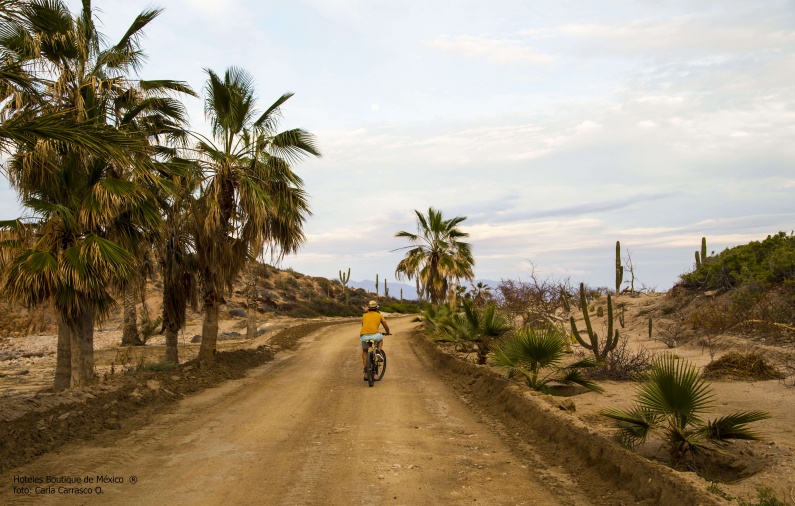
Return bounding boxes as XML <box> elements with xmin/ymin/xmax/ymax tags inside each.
<box><xmin>0</xmin><ymin>1</ymin><xmax>318</xmax><ymax>390</ymax></box>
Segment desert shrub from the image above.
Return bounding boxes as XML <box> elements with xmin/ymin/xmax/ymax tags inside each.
<box><xmin>656</xmin><ymin>318</ymin><xmax>691</xmax><ymax>349</ymax></box>
<box><xmin>583</xmin><ymin>335</ymin><xmax>655</xmax><ymax>380</ymax></box>
<box><xmin>737</xmin><ymin>488</ymin><xmax>787</xmax><ymax>506</ymax></box>
<box><xmin>702</xmin><ymin>351</ymin><xmax>784</xmax><ymax>380</ymax></box>
<box><xmin>305</xmin><ymin>297</ymin><xmax>360</xmax><ymax>317</ymax></box>
<box><xmin>139</xmin><ymin>361</ymin><xmax>177</xmax><ymax>372</ymax></box>
<box><xmin>434</xmin><ymin>301</ymin><xmax>513</xmax><ymax>364</ymax></box>
<box><xmin>496</xmin><ymin>273</ymin><xmax>574</xmax><ymax>328</ymax></box>
<box><xmin>279</xmin><ymin>303</ymin><xmax>319</xmax><ymax>318</ymax></box>
<box><xmin>379</xmin><ymin>300</ymin><xmax>422</xmax><ymax>314</ymax></box>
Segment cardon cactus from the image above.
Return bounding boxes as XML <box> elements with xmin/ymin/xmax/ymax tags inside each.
<box><xmin>570</xmin><ymin>282</ymin><xmax>619</xmax><ymax>360</ymax></box>
<box><xmin>339</xmin><ymin>268</ymin><xmax>350</xmax><ymax>305</ymax></box>
<box><xmin>616</xmin><ymin>241</ymin><xmax>624</xmax><ymax>295</ymax></box>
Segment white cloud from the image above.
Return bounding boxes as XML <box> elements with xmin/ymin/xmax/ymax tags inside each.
<box><xmin>424</xmin><ymin>35</ymin><xmax>556</xmax><ymax>63</ymax></box>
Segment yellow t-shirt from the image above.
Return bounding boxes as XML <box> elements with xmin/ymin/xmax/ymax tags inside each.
<box><xmin>360</xmin><ymin>311</ymin><xmax>386</xmax><ymax>335</ymax></box>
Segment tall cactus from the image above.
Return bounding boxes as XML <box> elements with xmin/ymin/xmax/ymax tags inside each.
<box><xmin>570</xmin><ymin>282</ymin><xmax>619</xmax><ymax>360</ymax></box>
<box><xmin>339</xmin><ymin>268</ymin><xmax>350</xmax><ymax>305</ymax></box>
<box><xmin>615</xmin><ymin>240</ymin><xmax>624</xmax><ymax>295</ymax></box>
<box><xmin>375</xmin><ymin>274</ymin><xmax>379</xmax><ymax>296</ymax></box>
<box><xmin>384</xmin><ymin>278</ymin><xmax>389</xmax><ymax>298</ymax></box>
<box><xmin>695</xmin><ymin>236</ymin><xmax>708</xmax><ymax>268</ymax></box>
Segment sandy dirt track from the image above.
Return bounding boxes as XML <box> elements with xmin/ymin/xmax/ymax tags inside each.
<box><xmin>1</xmin><ymin>318</ymin><xmax>598</xmax><ymax>505</ymax></box>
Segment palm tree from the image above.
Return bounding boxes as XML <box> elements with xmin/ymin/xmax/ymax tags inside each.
<box><xmin>469</xmin><ymin>281</ymin><xmax>492</xmax><ymax>306</ymax></box>
<box><xmin>191</xmin><ymin>67</ymin><xmax>318</xmax><ymax>367</ymax></box>
<box><xmin>491</xmin><ymin>325</ymin><xmax>603</xmax><ymax>394</ymax></box>
<box><xmin>395</xmin><ymin>207</ymin><xmax>474</xmax><ymax>306</ymax></box>
<box><xmin>0</xmin><ymin>0</ymin><xmax>171</xmax><ymax>389</ymax></box>
<box><xmin>601</xmin><ymin>355</ymin><xmax>769</xmax><ymax>465</ymax></box>
<box><xmin>111</xmin><ymin>79</ymin><xmax>196</xmax><ymax>346</ymax></box>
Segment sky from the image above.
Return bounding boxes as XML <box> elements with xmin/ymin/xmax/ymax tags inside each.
<box><xmin>2</xmin><ymin>0</ymin><xmax>794</xmax><ymax>291</ymax></box>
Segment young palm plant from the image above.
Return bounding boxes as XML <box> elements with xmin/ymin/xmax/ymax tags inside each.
<box><xmin>491</xmin><ymin>326</ymin><xmax>604</xmax><ymax>394</ymax></box>
<box><xmin>435</xmin><ymin>300</ymin><xmax>513</xmax><ymax>364</ymax></box>
<box><xmin>601</xmin><ymin>354</ymin><xmax>770</xmax><ymax>465</ymax></box>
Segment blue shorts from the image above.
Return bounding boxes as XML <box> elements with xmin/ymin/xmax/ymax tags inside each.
<box><xmin>360</xmin><ymin>333</ymin><xmax>383</xmax><ymax>349</ymax></box>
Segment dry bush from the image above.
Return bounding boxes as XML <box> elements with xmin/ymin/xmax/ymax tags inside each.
<box><xmin>580</xmin><ymin>335</ymin><xmax>655</xmax><ymax>381</ymax></box>
<box><xmin>656</xmin><ymin>317</ymin><xmax>691</xmax><ymax>349</ymax></box>
<box><xmin>496</xmin><ymin>267</ymin><xmax>574</xmax><ymax>328</ymax></box>
<box><xmin>702</xmin><ymin>351</ymin><xmax>784</xmax><ymax>380</ymax></box>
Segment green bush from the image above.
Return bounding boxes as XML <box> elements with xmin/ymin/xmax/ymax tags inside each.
<box><xmin>681</xmin><ymin>232</ymin><xmax>795</xmax><ymax>291</ymax></box>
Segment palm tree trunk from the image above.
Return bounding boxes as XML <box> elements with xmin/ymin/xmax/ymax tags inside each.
<box><xmin>69</xmin><ymin>305</ymin><xmax>95</xmax><ymax>387</ymax></box>
<box><xmin>164</xmin><ymin>324</ymin><xmax>179</xmax><ymax>365</ymax></box>
<box><xmin>54</xmin><ymin>313</ymin><xmax>71</xmax><ymax>391</ymax></box>
<box><xmin>198</xmin><ymin>277</ymin><xmax>219</xmax><ymax>367</ymax></box>
<box><xmin>246</xmin><ymin>262</ymin><xmax>257</xmax><ymax>340</ymax></box>
<box><xmin>121</xmin><ymin>285</ymin><xmax>142</xmax><ymax>345</ymax></box>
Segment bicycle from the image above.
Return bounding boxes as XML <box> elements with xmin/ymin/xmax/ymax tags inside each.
<box><xmin>363</xmin><ymin>335</ymin><xmax>388</xmax><ymax>387</ymax></box>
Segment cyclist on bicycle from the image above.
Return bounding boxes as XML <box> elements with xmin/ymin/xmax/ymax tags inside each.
<box><xmin>360</xmin><ymin>300</ymin><xmax>390</xmax><ymax>380</ymax></box>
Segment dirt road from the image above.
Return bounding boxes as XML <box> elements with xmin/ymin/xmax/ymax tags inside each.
<box><xmin>3</xmin><ymin>318</ymin><xmax>595</xmax><ymax>505</ymax></box>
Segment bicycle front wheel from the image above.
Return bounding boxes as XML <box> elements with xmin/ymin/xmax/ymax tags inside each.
<box><xmin>375</xmin><ymin>350</ymin><xmax>386</xmax><ymax>381</ymax></box>
<box><xmin>366</xmin><ymin>352</ymin><xmax>375</xmax><ymax>387</ymax></box>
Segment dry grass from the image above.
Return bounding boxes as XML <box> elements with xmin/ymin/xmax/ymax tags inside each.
<box><xmin>702</xmin><ymin>351</ymin><xmax>784</xmax><ymax>381</ymax></box>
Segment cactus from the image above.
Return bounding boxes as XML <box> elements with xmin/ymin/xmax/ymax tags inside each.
<box><xmin>618</xmin><ymin>303</ymin><xmax>626</xmax><ymax>329</ymax></box>
<box><xmin>375</xmin><ymin>274</ymin><xmax>379</xmax><ymax>295</ymax></box>
<box><xmin>648</xmin><ymin>317</ymin><xmax>653</xmax><ymax>339</ymax></box>
<box><xmin>596</xmin><ymin>306</ymin><xmax>604</xmax><ymax>318</ymax></box>
<box><xmin>400</xmin><ymin>288</ymin><xmax>403</xmax><ymax>301</ymax></box>
<box><xmin>615</xmin><ymin>241</ymin><xmax>624</xmax><ymax>295</ymax></box>
<box><xmin>570</xmin><ymin>282</ymin><xmax>619</xmax><ymax>360</ymax></box>
<box><xmin>695</xmin><ymin>237</ymin><xmax>708</xmax><ymax>268</ymax></box>
<box><xmin>384</xmin><ymin>278</ymin><xmax>389</xmax><ymax>298</ymax></box>
<box><xmin>339</xmin><ymin>268</ymin><xmax>350</xmax><ymax>305</ymax></box>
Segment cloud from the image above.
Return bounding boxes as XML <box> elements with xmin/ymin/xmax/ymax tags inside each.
<box><xmin>424</xmin><ymin>35</ymin><xmax>556</xmax><ymax>63</ymax></box>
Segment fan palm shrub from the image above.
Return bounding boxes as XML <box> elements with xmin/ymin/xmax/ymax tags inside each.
<box><xmin>601</xmin><ymin>354</ymin><xmax>770</xmax><ymax>464</ymax></box>
<box><xmin>491</xmin><ymin>325</ymin><xmax>603</xmax><ymax>394</ymax></box>
<box><xmin>435</xmin><ymin>300</ymin><xmax>513</xmax><ymax>364</ymax></box>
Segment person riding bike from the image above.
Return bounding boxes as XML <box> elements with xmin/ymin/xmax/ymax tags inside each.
<box><xmin>360</xmin><ymin>300</ymin><xmax>390</xmax><ymax>381</ymax></box>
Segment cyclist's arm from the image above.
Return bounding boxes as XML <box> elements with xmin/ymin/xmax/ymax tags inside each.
<box><xmin>382</xmin><ymin>320</ymin><xmax>390</xmax><ymax>335</ymax></box>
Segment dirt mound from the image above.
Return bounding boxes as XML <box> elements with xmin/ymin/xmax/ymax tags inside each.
<box><xmin>703</xmin><ymin>351</ymin><xmax>785</xmax><ymax>380</ymax></box>
<box><xmin>410</xmin><ymin>330</ymin><xmax>724</xmax><ymax>506</ymax></box>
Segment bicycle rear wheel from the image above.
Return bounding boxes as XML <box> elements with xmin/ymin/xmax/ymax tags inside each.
<box><xmin>366</xmin><ymin>352</ymin><xmax>375</xmax><ymax>387</ymax></box>
<box><xmin>375</xmin><ymin>350</ymin><xmax>386</xmax><ymax>381</ymax></box>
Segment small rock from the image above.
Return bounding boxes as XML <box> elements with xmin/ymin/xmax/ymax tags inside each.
<box><xmin>190</xmin><ymin>335</ymin><xmax>202</xmax><ymax>343</ymax></box>
<box><xmin>146</xmin><ymin>380</ymin><xmax>161</xmax><ymax>391</ymax></box>
<box><xmin>15</xmin><ymin>369</ymin><xmax>29</xmax><ymax>375</ymax></box>
<box><xmin>130</xmin><ymin>388</ymin><xmax>142</xmax><ymax>398</ymax></box>
<box><xmin>558</xmin><ymin>399</ymin><xmax>576</xmax><ymax>412</ymax></box>
<box><xmin>171</xmin><ymin>375</ymin><xmax>180</xmax><ymax>381</ymax></box>
<box><xmin>58</xmin><ymin>412</ymin><xmax>71</xmax><ymax>421</ymax></box>
<box><xmin>378</xmin><ymin>475</ymin><xmax>385</xmax><ymax>480</ymax></box>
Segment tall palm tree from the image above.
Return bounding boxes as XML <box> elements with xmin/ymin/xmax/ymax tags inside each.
<box><xmin>395</xmin><ymin>207</ymin><xmax>474</xmax><ymax>306</ymax></box>
<box><xmin>0</xmin><ymin>0</ymin><xmax>171</xmax><ymax>389</ymax></box>
<box><xmin>111</xmin><ymin>79</ymin><xmax>196</xmax><ymax>346</ymax></box>
<box><xmin>191</xmin><ymin>67</ymin><xmax>319</xmax><ymax>367</ymax></box>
